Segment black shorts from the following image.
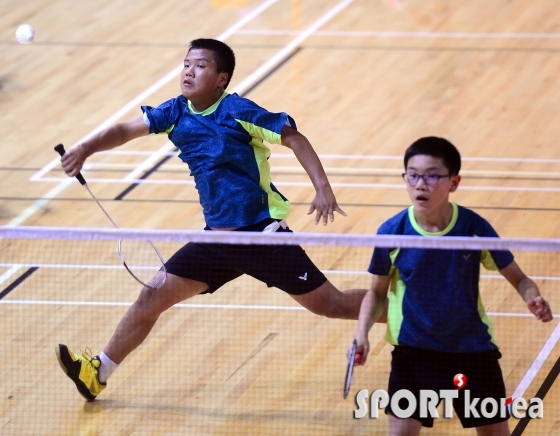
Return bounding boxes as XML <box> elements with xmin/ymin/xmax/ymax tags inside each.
<box><xmin>165</xmin><ymin>218</ymin><xmax>327</xmax><ymax>295</ymax></box>
<box><xmin>386</xmin><ymin>346</ymin><xmax>510</xmax><ymax>428</ymax></box>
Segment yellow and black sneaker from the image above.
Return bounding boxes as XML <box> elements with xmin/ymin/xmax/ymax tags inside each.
<box><xmin>55</xmin><ymin>344</ymin><xmax>106</xmax><ymax>401</ymax></box>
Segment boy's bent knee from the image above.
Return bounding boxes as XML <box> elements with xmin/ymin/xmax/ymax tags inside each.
<box><xmin>290</xmin><ymin>282</ymin><xmax>360</xmax><ymax>320</ymax></box>
<box><xmin>134</xmin><ymin>274</ymin><xmax>208</xmax><ymax>316</ymax></box>
<box><xmin>313</xmin><ymin>303</ymin><xmax>348</xmax><ymax>319</ymax></box>
<box><xmin>133</xmin><ymin>287</ymin><xmax>169</xmax><ymax>316</ymax></box>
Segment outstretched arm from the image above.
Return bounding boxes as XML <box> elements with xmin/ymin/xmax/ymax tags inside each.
<box><xmin>281</xmin><ymin>125</ymin><xmax>346</xmax><ymax>225</ymax></box>
<box><xmin>500</xmin><ymin>260</ymin><xmax>553</xmax><ymax>322</ymax></box>
<box><xmin>353</xmin><ymin>274</ymin><xmax>391</xmax><ymax>365</ymax></box>
<box><xmin>61</xmin><ymin>116</ymin><xmax>149</xmax><ymax>177</ymax></box>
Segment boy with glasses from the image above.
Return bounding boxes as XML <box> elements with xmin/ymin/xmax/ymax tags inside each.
<box><xmin>352</xmin><ymin>136</ymin><xmax>552</xmax><ymax>435</ymax></box>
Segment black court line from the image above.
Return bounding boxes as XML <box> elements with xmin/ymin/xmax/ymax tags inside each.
<box><xmin>511</xmin><ymin>355</ymin><xmax>560</xmax><ymax>435</ymax></box>
<box><xmin>113</xmin><ymin>47</ymin><xmax>302</xmax><ymax>201</ymax></box>
<box><xmin>0</xmin><ymin>267</ymin><xmax>39</xmax><ymax>300</ymax></box>
<box><xmin>240</xmin><ymin>47</ymin><xmax>301</xmax><ymax>97</ymax></box>
<box><xmin>114</xmin><ymin>152</ymin><xmax>176</xmax><ymax>200</ymax></box>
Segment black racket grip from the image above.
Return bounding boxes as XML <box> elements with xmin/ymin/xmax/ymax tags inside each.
<box><xmin>54</xmin><ymin>144</ymin><xmax>87</xmax><ymax>185</ymax></box>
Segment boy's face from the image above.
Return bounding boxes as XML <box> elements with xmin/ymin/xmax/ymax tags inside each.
<box><xmin>181</xmin><ymin>48</ymin><xmax>228</xmax><ymax>102</ymax></box>
<box><xmin>404</xmin><ymin>154</ymin><xmax>461</xmax><ymax>214</ymax></box>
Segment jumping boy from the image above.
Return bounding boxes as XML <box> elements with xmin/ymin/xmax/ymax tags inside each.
<box><xmin>353</xmin><ymin>137</ymin><xmax>553</xmax><ymax>436</ymax></box>
<box><xmin>56</xmin><ymin>38</ymin><xmax>371</xmax><ymax>401</ymax></box>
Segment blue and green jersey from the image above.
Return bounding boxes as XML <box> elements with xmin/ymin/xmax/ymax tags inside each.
<box><xmin>369</xmin><ymin>203</ymin><xmax>514</xmax><ymax>353</ymax></box>
<box><xmin>142</xmin><ymin>92</ymin><xmax>294</xmax><ymax>228</ymax></box>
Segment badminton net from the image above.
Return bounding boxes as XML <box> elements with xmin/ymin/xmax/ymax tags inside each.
<box><xmin>1</xmin><ymin>226</ymin><xmax>559</xmax><ymax>435</ymax></box>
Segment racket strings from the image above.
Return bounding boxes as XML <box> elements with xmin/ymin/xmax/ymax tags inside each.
<box><xmin>146</xmin><ymin>271</ymin><xmax>167</xmax><ymax>289</ymax></box>
<box><xmin>119</xmin><ymin>239</ymin><xmax>167</xmax><ymax>288</ymax></box>
<box><xmin>54</xmin><ymin>144</ymin><xmax>166</xmax><ymax>290</ymax></box>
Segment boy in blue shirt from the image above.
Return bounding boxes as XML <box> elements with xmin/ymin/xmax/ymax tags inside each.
<box><xmin>56</xmin><ymin>38</ymin><xmax>371</xmax><ymax>401</ymax></box>
<box><xmin>353</xmin><ymin>137</ymin><xmax>552</xmax><ymax>435</ymax></box>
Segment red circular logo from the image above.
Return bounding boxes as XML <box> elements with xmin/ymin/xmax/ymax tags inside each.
<box><xmin>453</xmin><ymin>373</ymin><xmax>467</xmax><ymax>389</ymax></box>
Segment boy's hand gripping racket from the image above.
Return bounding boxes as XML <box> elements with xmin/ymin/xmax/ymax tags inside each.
<box><xmin>344</xmin><ymin>339</ymin><xmax>362</xmax><ymax>399</ymax></box>
<box><xmin>54</xmin><ymin>144</ymin><xmax>167</xmax><ymax>289</ymax></box>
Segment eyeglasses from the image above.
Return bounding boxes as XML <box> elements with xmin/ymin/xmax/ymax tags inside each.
<box><xmin>402</xmin><ymin>173</ymin><xmax>452</xmax><ymax>186</ymax></box>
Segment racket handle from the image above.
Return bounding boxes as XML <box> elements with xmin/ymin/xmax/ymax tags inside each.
<box><xmin>355</xmin><ymin>353</ymin><xmax>363</xmax><ymax>365</ymax></box>
<box><xmin>54</xmin><ymin>144</ymin><xmax>87</xmax><ymax>186</ymax></box>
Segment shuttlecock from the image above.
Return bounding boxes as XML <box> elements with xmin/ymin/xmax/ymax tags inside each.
<box><xmin>15</xmin><ymin>24</ymin><xmax>35</xmax><ymax>44</ymax></box>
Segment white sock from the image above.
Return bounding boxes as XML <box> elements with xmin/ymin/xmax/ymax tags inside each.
<box><xmin>98</xmin><ymin>352</ymin><xmax>119</xmax><ymax>384</ymax></box>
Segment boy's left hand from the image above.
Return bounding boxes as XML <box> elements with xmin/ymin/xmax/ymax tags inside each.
<box><xmin>308</xmin><ymin>189</ymin><xmax>346</xmax><ymax>225</ymax></box>
<box><xmin>528</xmin><ymin>296</ymin><xmax>553</xmax><ymax>322</ymax></box>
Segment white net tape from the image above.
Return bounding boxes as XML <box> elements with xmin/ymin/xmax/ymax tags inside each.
<box><xmin>2</xmin><ymin>225</ymin><xmax>560</xmax><ymax>251</ymax></box>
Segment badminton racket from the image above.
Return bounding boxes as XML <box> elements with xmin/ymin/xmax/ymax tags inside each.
<box><xmin>344</xmin><ymin>339</ymin><xmax>362</xmax><ymax>399</ymax></box>
<box><xmin>54</xmin><ymin>144</ymin><xmax>167</xmax><ymax>289</ymax></box>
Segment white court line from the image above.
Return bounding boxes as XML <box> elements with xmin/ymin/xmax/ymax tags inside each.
<box><xmin>511</xmin><ymin>321</ymin><xmax>560</xmax><ymax>401</ymax></box>
<box><xmin>0</xmin><ymin>299</ymin><xmax>555</xmax><ymax>318</ymax></box>
<box><xmin>0</xmin><ymin>263</ymin><xmax>370</xmax><ymax>275</ymax></box>
<box><xmin>6</xmin><ymin>179</ymin><xmax>74</xmax><ymax>227</ymax></box>
<box><xmin>481</xmin><ymin>274</ymin><xmax>560</xmax><ymax>281</ymax></box>
<box><xmin>273</xmin><ymin>154</ymin><xmax>560</xmax><ymax>164</ymax></box>
<box><xmin>0</xmin><ymin>265</ymin><xmax>22</xmax><ymax>286</ymax></box>
<box><xmin>32</xmin><ymin>176</ymin><xmax>560</xmax><ymax>193</ymax></box>
<box><xmin>236</xmin><ymin>29</ymin><xmax>560</xmax><ymax>39</ymax></box>
<box><xmin>1</xmin><ymin>263</ymin><xmax>123</xmax><ymax>270</ymax></box>
<box><xmin>57</xmin><ymin>163</ymin><xmax>560</xmax><ymax>179</ymax></box>
<box><xmin>0</xmin><ymin>300</ymin><xmax>304</xmax><ymax>310</ymax></box>
<box><xmin>17</xmin><ymin>0</ymin><xmax>281</xmax><ymax>227</ymax></box>
<box><xmin>2</xmin><ymin>263</ymin><xmax>560</xmax><ymax>282</ymax></box>
<box><xmin>123</xmin><ymin>142</ymin><xmax>177</xmax><ymax>182</ymax></box>
<box><xmin>95</xmin><ymin>151</ymin><xmax>560</xmax><ymax>164</ymax></box>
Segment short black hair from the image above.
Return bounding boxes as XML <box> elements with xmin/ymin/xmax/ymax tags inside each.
<box><xmin>188</xmin><ymin>38</ymin><xmax>236</xmax><ymax>89</ymax></box>
<box><xmin>404</xmin><ymin>136</ymin><xmax>461</xmax><ymax>175</ymax></box>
